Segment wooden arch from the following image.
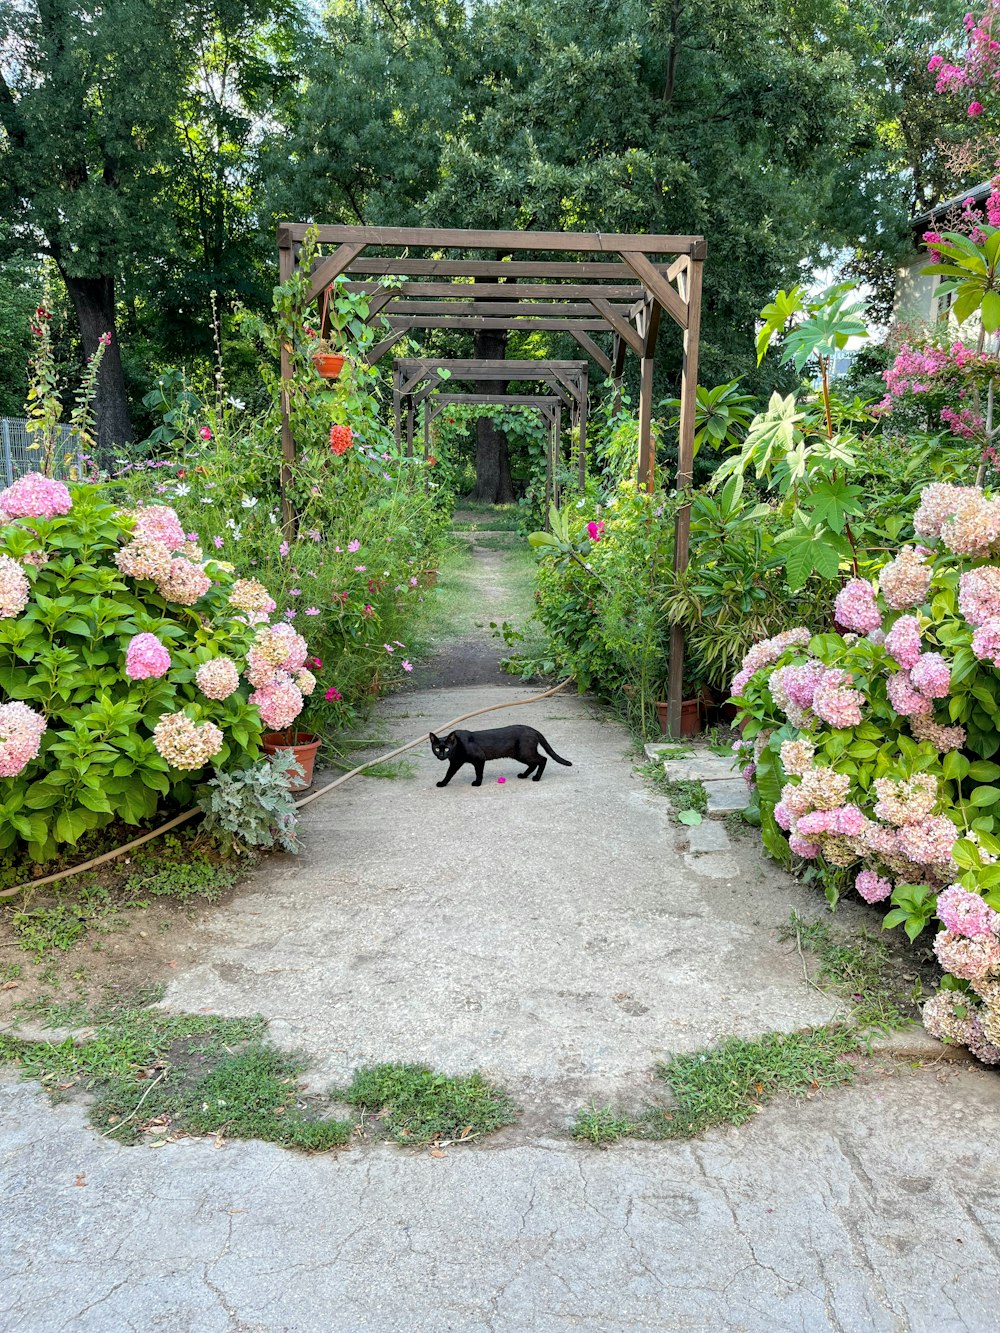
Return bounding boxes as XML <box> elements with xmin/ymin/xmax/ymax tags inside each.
<box><xmin>275</xmin><ymin>223</ymin><xmax>707</xmax><ymax>738</ymax></box>
<box><xmin>419</xmin><ymin>391</ymin><xmax>565</xmax><ymax>516</ymax></box>
<box><xmin>393</xmin><ymin>358</ymin><xmax>587</xmax><ymax>492</ymax></box>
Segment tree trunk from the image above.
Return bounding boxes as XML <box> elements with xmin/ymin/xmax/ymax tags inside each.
<box><xmin>59</xmin><ymin>270</ymin><xmax>134</xmax><ymax>455</ymax></box>
<box><xmin>473</xmin><ymin>327</ymin><xmax>514</xmax><ymax>503</ymax></box>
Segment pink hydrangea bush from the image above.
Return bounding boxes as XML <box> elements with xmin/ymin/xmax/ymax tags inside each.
<box><xmin>0</xmin><ymin>481</ymin><xmax>313</xmax><ymax>860</ymax></box>
<box><xmin>731</xmin><ymin>477</ymin><xmax>1000</xmax><ymax>1066</ymax></box>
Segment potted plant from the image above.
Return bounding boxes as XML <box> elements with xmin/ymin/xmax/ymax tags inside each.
<box><xmin>261</xmin><ymin>729</ymin><xmax>322</xmax><ymax>792</ymax></box>
<box><xmin>310</xmin><ymin>276</ymin><xmax>384</xmax><ymax>379</ymax></box>
<box><xmin>654</xmin><ymin>684</ymin><xmax>703</xmax><ymax>738</ymax></box>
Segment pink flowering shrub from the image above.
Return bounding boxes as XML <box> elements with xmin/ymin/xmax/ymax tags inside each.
<box><xmin>0</xmin><ymin>481</ymin><xmax>314</xmax><ymax>861</ymax></box>
<box><xmin>731</xmin><ymin>477</ymin><xmax>1000</xmax><ymax>1066</ymax></box>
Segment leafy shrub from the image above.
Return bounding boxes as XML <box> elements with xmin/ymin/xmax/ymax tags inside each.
<box><xmin>0</xmin><ymin>481</ymin><xmax>314</xmax><ymax>861</ymax></box>
<box><xmin>197</xmin><ymin>751</ymin><xmax>300</xmax><ymax>854</ymax></box>
<box><xmin>731</xmin><ymin>479</ymin><xmax>1000</xmax><ymax>1067</ymax></box>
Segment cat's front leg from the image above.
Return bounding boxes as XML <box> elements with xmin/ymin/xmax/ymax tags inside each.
<box><xmin>437</xmin><ymin>760</ymin><xmax>462</xmax><ymax>787</ymax></box>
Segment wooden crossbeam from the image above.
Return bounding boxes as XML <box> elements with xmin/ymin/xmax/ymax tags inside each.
<box><xmin>397</xmin><ymin>359</ymin><xmax>587</xmax><ymax>372</ymax></box>
<box><xmin>280</xmin><ymin>223</ymin><xmax>708</xmax><ymax>257</ymax></box>
<box><xmin>386</xmin><ymin>316</ymin><xmax>611</xmax><ymax>332</ymax></box>
<box><xmin>342</xmin><ymin>258</ymin><xmax>668</xmax><ymax>279</ymax></box>
<box><xmin>380</xmin><ymin>300</ymin><xmax>632</xmax><ymax>318</ymax></box>
<box><xmin>344</xmin><ymin>281</ymin><xmax>645</xmax><ymax>300</ymax></box>
<box><xmin>305</xmin><ymin>242</ymin><xmax>367</xmax><ymax>304</ymax></box>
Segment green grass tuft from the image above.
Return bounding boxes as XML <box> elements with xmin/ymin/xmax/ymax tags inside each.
<box><xmin>643</xmin><ymin>1027</ymin><xmax>859</xmax><ymax>1139</ymax></box>
<box><xmin>780</xmin><ymin>912</ymin><xmax>920</xmax><ymax>1031</ymax></box>
<box><xmin>346</xmin><ymin>1062</ymin><xmax>516</xmax><ymax>1146</ymax></box>
<box><xmin>571</xmin><ymin>1104</ymin><xmax>637</xmax><ymax>1146</ymax></box>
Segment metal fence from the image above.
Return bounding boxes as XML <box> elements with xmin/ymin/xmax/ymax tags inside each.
<box><xmin>0</xmin><ymin>418</ymin><xmax>83</xmax><ymax>487</ymax></box>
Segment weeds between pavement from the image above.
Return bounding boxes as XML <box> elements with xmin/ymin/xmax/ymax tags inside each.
<box><xmin>0</xmin><ymin>991</ymin><xmax>516</xmax><ymax>1153</ymax></box>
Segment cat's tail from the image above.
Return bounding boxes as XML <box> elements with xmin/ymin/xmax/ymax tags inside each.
<box><xmin>540</xmin><ymin>737</ymin><xmax>572</xmax><ymax>766</ymax></box>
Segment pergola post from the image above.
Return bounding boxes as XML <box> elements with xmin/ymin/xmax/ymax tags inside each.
<box><xmin>278</xmin><ymin>241</ymin><xmax>296</xmax><ymax>538</ymax></box>
<box><xmin>664</xmin><ymin>257</ymin><xmax>705</xmax><ymax>740</ymax></box>
<box><xmin>578</xmin><ymin>367</ymin><xmax>588</xmax><ymax>490</ymax></box>
<box><xmin>406</xmin><ymin>403</ymin><xmax>414</xmax><ymax>459</ymax></box>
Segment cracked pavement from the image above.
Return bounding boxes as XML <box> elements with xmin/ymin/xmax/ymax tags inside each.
<box><xmin>2</xmin><ymin>681</ymin><xmax>1000</xmax><ymax>1329</ymax></box>
<box><xmin>3</xmin><ymin>1065</ymin><xmax>999</xmax><ymax>1331</ymax></box>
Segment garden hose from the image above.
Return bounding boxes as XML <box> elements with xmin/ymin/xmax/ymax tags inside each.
<box><xmin>0</xmin><ymin>677</ymin><xmax>574</xmax><ymax>899</ymax></box>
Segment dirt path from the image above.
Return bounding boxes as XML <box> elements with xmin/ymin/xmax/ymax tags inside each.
<box><xmin>2</xmin><ymin>519</ymin><xmax>999</xmax><ymax>1332</ymax></box>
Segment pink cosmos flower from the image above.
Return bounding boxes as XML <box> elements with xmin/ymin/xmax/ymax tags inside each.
<box><xmin>125</xmin><ymin>632</ymin><xmax>171</xmax><ymax>680</ymax></box>
<box><xmin>402</xmin><ymin>660</ymin><xmax>413</xmax><ymax>672</ymax></box>
<box><xmin>305</xmin><ymin>607</ymin><xmax>320</xmax><ymax>616</ymax></box>
<box><xmin>384</xmin><ymin>643</ymin><xmax>394</xmax><ymax>653</ymax></box>
<box><xmin>213</xmin><ymin>536</ymin><xmax>224</xmax><ymax>549</ymax></box>
<box><xmin>279</xmin><ymin>541</ymin><xmax>289</xmax><ymax>558</ymax></box>
<box><xmin>348</xmin><ymin>540</ymin><xmax>361</xmax><ymax>553</ymax></box>
<box><xmin>355</xmin><ymin>565</ymin><xmax>366</xmax><ymax>572</ymax></box>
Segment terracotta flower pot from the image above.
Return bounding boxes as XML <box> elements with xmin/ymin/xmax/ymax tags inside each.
<box><xmin>655</xmin><ymin>699</ymin><xmax>702</xmax><ymax>738</ymax></box>
<box><xmin>262</xmin><ymin>730</ymin><xmax>321</xmax><ymax>792</ymax></box>
<box><xmin>312</xmin><ymin>352</ymin><xmax>345</xmax><ymax>380</ymax></box>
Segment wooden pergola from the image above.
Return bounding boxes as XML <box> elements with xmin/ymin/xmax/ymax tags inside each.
<box><xmin>393</xmin><ymin>358</ymin><xmax>587</xmax><ymax>492</ymax></box>
<box><xmin>417</xmin><ymin>391</ymin><xmax>565</xmax><ymax>515</ymax></box>
<box><xmin>275</xmin><ymin>223</ymin><xmax>706</xmax><ymax>737</ymax></box>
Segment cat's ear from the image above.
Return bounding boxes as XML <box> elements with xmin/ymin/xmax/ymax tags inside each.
<box><xmin>445</xmin><ymin>732</ymin><xmax>457</xmax><ymax>744</ymax></box>
<box><xmin>428</xmin><ymin>732</ymin><xmax>438</xmax><ymax>743</ymax></box>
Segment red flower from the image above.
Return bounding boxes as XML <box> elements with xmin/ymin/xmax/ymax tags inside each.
<box><xmin>330</xmin><ymin>425</ymin><xmax>353</xmax><ymax>456</ymax></box>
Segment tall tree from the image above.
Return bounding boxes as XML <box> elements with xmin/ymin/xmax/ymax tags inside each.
<box><xmin>0</xmin><ymin>1</ymin><xmax>297</xmax><ymax>448</ymax></box>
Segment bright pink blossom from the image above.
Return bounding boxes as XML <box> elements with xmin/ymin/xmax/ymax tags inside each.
<box><xmin>937</xmin><ymin>884</ymin><xmax>1000</xmax><ymax>938</ymax></box>
<box><xmin>855</xmin><ymin>870</ymin><xmax>893</xmax><ymax>904</ymax></box>
<box><xmin>125</xmin><ymin>632</ymin><xmax>171</xmax><ymax>680</ymax></box>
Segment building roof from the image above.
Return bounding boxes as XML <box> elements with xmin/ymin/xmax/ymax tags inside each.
<box><xmin>910</xmin><ymin>180</ymin><xmax>993</xmax><ymax>231</ymax></box>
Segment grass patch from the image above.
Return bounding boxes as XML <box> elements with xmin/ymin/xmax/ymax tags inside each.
<box><xmin>346</xmin><ymin>1062</ymin><xmax>516</xmax><ymax>1146</ymax></box>
<box><xmin>1</xmin><ymin>996</ymin><xmax>518</xmax><ymax>1153</ymax></box>
<box><xmin>0</xmin><ymin>991</ymin><xmax>352</xmax><ymax>1152</ymax></box>
<box><xmin>637</xmin><ymin>760</ymin><xmax>709</xmax><ymax>822</ymax></box>
<box><xmin>571</xmin><ymin>1104</ymin><xmax>638</xmax><ymax>1146</ymax></box>
<box><xmin>2</xmin><ymin>832</ymin><xmax>247</xmax><ymax>960</ymax></box>
<box><xmin>643</xmin><ymin>1027</ymin><xmax>860</xmax><ymax>1138</ymax></box>
<box><xmin>780</xmin><ymin>912</ymin><xmax>921</xmax><ymax>1031</ymax></box>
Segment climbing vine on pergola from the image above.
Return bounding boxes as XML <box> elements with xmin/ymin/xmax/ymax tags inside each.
<box><xmin>275</xmin><ymin>223</ymin><xmax>706</xmax><ymax>736</ymax></box>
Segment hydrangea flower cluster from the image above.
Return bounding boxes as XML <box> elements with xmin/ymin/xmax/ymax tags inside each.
<box><xmin>0</xmin><ymin>701</ymin><xmax>47</xmax><ymax>778</ymax></box>
<box><xmin>125</xmin><ymin>633</ymin><xmax>171</xmax><ymax>680</ymax></box>
<box><xmin>152</xmin><ymin>711</ymin><xmax>224</xmax><ymax>770</ymax></box>
<box><xmin>884</xmin><ymin>615</ymin><xmax>922</xmax><ymax>669</ymax></box>
<box><xmin>157</xmin><ymin>557</ymin><xmax>212</xmax><ymax>606</ymax></box>
<box><xmin>129</xmin><ymin>505</ymin><xmax>186</xmax><ymax>549</ymax></box>
<box><xmin>915</xmin><ymin>483</ymin><xmax>1000</xmax><ymax>555</ymax></box>
<box><xmin>0</xmin><ymin>554</ymin><xmax>29</xmax><ymax>619</ymax></box>
<box><xmin>243</xmin><ymin>624</ymin><xmax>310</xmax><ymax>730</ymax></box>
<box><xmin>195</xmin><ymin>656</ymin><xmax>240</xmax><ymax>701</ymax></box>
<box><xmin>730</xmin><ymin>627</ymin><xmax>811</xmax><ymax>696</ymax></box>
<box><xmin>0</xmin><ymin>472</ymin><xmax>72</xmax><ymax>519</ymax></box>
<box><xmin>229</xmin><ymin>578</ymin><xmax>272</xmax><ymax>613</ymax></box>
<box><xmin>833</xmin><ymin>579</ymin><xmax>882</xmax><ymax>633</ymax></box>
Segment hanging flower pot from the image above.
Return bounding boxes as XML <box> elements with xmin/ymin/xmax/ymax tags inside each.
<box><xmin>262</xmin><ymin>730</ymin><xmax>322</xmax><ymax>792</ymax></box>
<box><xmin>312</xmin><ymin>352</ymin><xmax>345</xmax><ymax>380</ymax></box>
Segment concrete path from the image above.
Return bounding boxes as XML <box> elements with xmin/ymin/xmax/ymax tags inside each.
<box><xmin>2</xmin><ymin>531</ymin><xmax>1000</xmax><ymax>1330</ymax></box>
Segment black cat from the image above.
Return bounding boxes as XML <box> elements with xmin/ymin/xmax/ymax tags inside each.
<box><xmin>429</xmin><ymin>725</ymin><xmax>572</xmax><ymax>786</ymax></box>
